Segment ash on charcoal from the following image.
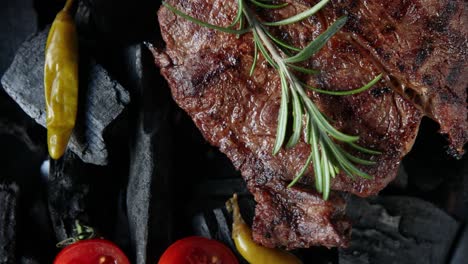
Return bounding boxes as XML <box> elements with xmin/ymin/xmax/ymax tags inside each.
<box><xmin>340</xmin><ymin>195</ymin><xmax>460</xmax><ymax>264</ymax></box>
<box><xmin>0</xmin><ymin>183</ymin><xmax>19</xmax><ymax>264</ymax></box>
<box><xmin>124</xmin><ymin>43</ymin><xmax>174</xmax><ymax>263</ymax></box>
<box><xmin>1</xmin><ymin>29</ymin><xmax>130</xmax><ymax>165</ymax></box>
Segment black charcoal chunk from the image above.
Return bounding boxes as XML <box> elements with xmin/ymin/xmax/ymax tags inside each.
<box><xmin>191</xmin><ymin>196</ymin><xmax>256</xmax><ymax>264</ymax></box>
<box><xmin>0</xmin><ymin>0</ymin><xmax>44</xmax><ymax>156</ymax></box>
<box><xmin>449</xmin><ymin>157</ymin><xmax>468</xmax><ymax>263</ymax></box>
<box><xmin>1</xmin><ymin>29</ymin><xmax>130</xmax><ymax>165</ymax></box>
<box><xmin>48</xmin><ymin>151</ymin><xmax>90</xmax><ymax>241</ymax></box>
<box><xmin>193</xmin><ymin>178</ymin><xmax>250</xmax><ymax>198</ymax></box>
<box><xmin>0</xmin><ymin>0</ymin><xmax>37</xmax><ymax>74</ymax></box>
<box><xmin>0</xmin><ymin>113</ymin><xmax>45</xmax><ymax>155</ymax></box>
<box><xmin>340</xmin><ymin>196</ymin><xmax>460</xmax><ymax>264</ymax></box>
<box><xmin>20</xmin><ymin>257</ymin><xmax>40</xmax><ymax>264</ymax></box>
<box><xmin>125</xmin><ymin>44</ymin><xmax>174</xmax><ymax>264</ymax></box>
<box><xmin>450</xmin><ymin>224</ymin><xmax>468</xmax><ymax>264</ymax></box>
<box><xmin>0</xmin><ymin>183</ymin><xmax>19</xmax><ymax>264</ymax></box>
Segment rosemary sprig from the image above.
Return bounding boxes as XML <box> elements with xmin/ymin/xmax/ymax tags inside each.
<box><xmin>163</xmin><ymin>0</ymin><xmax>382</xmax><ymax>200</ymax></box>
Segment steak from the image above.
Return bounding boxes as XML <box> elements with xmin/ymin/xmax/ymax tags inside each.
<box><xmin>152</xmin><ymin>0</ymin><xmax>467</xmax><ymax>249</ymax></box>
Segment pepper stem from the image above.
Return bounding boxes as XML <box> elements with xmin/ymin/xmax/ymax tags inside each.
<box><xmin>63</xmin><ymin>0</ymin><xmax>75</xmax><ymax>12</ymax></box>
<box><xmin>56</xmin><ymin>220</ymin><xmax>96</xmax><ymax>248</ymax></box>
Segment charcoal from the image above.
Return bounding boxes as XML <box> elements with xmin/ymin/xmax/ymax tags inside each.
<box><xmin>46</xmin><ymin>147</ymin><xmax>131</xmax><ymax>253</ymax></box>
<box><xmin>191</xmin><ymin>196</ymin><xmax>256</xmax><ymax>264</ymax></box>
<box><xmin>0</xmin><ymin>0</ymin><xmax>44</xmax><ymax>155</ymax></box>
<box><xmin>0</xmin><ymin>0</ymin><xmax>37</xmax><ymax>74</ymax></box>
<box><xmin>19</xmin><ymin>257</ymin><xmax>39</xmax><ymax>264</ymax></box>
<box><xmin>48</xmin><ymin>151</ymin><xmax>90</xmax><ymax>241</ymax></box>
<box><xmin>449</xmin><ymin>158</ymin><xmax>468</xmax><ymax>264</ymax></box>
<box><xmin>0</xmin><ymin>116</ymin><xmax>44</xmax><ymax>155</ymax></box>
<box><xmin>193</xmin><ymin>179</ymin><xmax>251</xmax><ymax>198</ymax></box>
<box><xmin>0</xmin><ymin>183</ymin><xmax>19</xmax><ymax>264</ymax></box>
<box><xmin>125</xmin><ymin>43</ymin><xmax>174</xmax><ymax>263</ymax></box>
<box><xmin>339</xmin><ymin>195</ymin><xmax>460</xmax><ymax>264</ymax></box>
<box><xmin>0</xmin><ymin>133</ymin><xmax>53</xmax><ymax>262</ymax></box>
<box><xmin>1</xmin><ymin>29</ymin><xmax>130</xmax><ymax>165</ymax></box>
<box><xmin>450</xmin><ymin>224</ymin><xmax>468</xmax><ymax>264</ymax></box>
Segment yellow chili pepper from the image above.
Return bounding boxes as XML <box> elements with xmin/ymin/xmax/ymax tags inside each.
<box><xmin>226</xmin><ymin>194</ymin><xmax>302</xmax><ymax>264</ymax></box>
<box><xmin>44</xmin><ymin>0</ymin><xmax>78</xmax><ymax>160</ymax></box>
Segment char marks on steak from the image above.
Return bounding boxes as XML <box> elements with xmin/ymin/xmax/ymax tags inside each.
<box><xmin>152</xmin><ymin>0</ymin><xmax>467</xmax><ymax>249</ymax></box>
<box><xmin>332</xmin><ymin>0</ymin><xmax>468</xmax><ymax>155</ymax></box>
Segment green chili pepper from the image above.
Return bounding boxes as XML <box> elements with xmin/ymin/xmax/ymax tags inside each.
<box><xmin>44</xmin><ymin>0</ymin><xmax>78</xmax><ymax>160</ymax></box>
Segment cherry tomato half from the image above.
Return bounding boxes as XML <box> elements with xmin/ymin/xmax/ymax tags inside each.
<box><xmin>54</xmin><ymin>239</ymin><xmax>130</xmax><ymax>264</ymax></box>
<box><xmin>159</xmin><ymin>236</ymin><xmax>239</xmax><ymax>264</ymax></box>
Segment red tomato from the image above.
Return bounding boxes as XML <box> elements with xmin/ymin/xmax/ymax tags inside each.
<box><xmin>54</xmin><ymin>239</ymin><xmax>130</xmax><ymax>264</ymax></box>
<box><xmin>159</xmin><ymin>236</ymin><xmax>239</xmax><ymax>264</ymax></box>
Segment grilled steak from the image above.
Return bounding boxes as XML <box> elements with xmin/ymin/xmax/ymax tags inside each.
<box><xmin>152</xmin><ymin>0</ymin><xmax>467</xmax><ymax>249</ymax></box>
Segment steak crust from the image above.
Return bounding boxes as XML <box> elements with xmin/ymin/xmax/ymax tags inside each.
<box><xmin>152</xmin><ymin>0</ymin><xmax>467</xmax><ymax>249</ymax></box>
<box><xmin>332</xmin><ymin>0</ymin><xmax>468</xmax><ymax>155</ymax></box>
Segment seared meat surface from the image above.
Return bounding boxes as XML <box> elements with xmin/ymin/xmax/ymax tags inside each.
<box><xmin>152</xmin><ymin>0</ymin><xmax>467</xmax><ymax>249</ymax></box>
<box><xmin>333</xmin><ymin>0</ymin><xmax>468</xmax><ymax>155</ymax></box>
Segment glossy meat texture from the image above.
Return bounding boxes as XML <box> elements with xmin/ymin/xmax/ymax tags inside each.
<box><xmin>331</xmin><ymin>0</ymin><xmax>468</xmax><ymax>156</ymax></box>
<box><xmin>152</xmin><ymin>0</ymin><xmax>466</xmax><ymax>248</ymax></box>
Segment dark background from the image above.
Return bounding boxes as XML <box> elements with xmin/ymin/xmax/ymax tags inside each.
<box><xmin>0</xmin><ymin>0</ymin><xmax>467</xmax><ymax>263</ymax></box>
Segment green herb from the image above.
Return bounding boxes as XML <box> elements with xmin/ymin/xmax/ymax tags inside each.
<box><xmin>163</xmin><ymin>0</ymin><xmax>382</xmax><ymax>200</ymax></box>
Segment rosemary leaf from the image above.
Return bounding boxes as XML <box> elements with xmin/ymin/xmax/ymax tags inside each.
<box><xmin>286</xmin><ymin>85</ymin><xmax>303</xmax><ymax>147</ymax></box>
<box><xmin>323</xmin><ymin>135</ymin><xmax>372</xmax><ymax>179</ymax></box>
<box><xmin>288</xmin><ymin>149</ymin><xmax>313</xmax><ymax>188</ymax></box>
<box><xmin>302</xmin><ymin>95</ymin><xmax>359</xmax><ymax>142</ymax></box>
<box><xmin>253</xmin><ymin>31</ymin><xmax>279</xmax><ymax>68</ymax></box>
<box><xmin>329</xmin><ymin>162</ymin><xmax>337</xmax><ymax>178</ymax></box>
<box><xmin>342</xmin><ymin>162</ymin><xmax>373</xmax><ymax>179</ymax></box>
<box><xmin>163</xmin><ymin>2</ymin><xmax>250</xmax><ymax>34</ymax></box>
<box><xmin>333</xmin><ymin>164</ymin><xmax>340</xmax><ymax>174</ymax></box>
<box><xmin>303</xmin><ymin>74</ymin><xmax>383</xmax><ymax>95</ymax></box>
<box><xmin>349</xmin><ymin>142</ymin><xmax>382</xmax><ymax>155</ymax></box>
<box><xmin>310</xmin><ymin>123</ymin><xmax>323</xmax><ymax>192</ymax></box>
<box><xmin>273</xmin><ymin>70</ymin><xmax>289</xmax><ymax>155</ymax></box>
<box><xmin>321</xmin><ymin>147</ymin><xmax>330</xmax><ymax>200</ymax></box>
<box><xmin>284</xmin><ymin>16</ymin><xmax>347</xmax><ymax>63</ymax></box>
<box><xmin>229</xmin><ymin>0</ymin><xmax>244</xmax><ymax>28</ymax></box>
<box><xmin>304</xmin><ymin>111</ymin><xmax>311</xmax><ymax>142</ymax></box>
<box><xmin>265</xmin><ymin>30</ymin><xmax>301</xmax><ymax>52</ymax></box>
<box><xmin>340</xmin><ymin>164</ymin><xmax>356</xmax><ymax>180</ymax></box>
<box><xmin>249</xmin><ymin>42</ymin><xmax>258</xmax><ymax>76</ymax></box>
<box><xmin>236</xmin><ymin>15</ymin><xmax>245</xmax><ymax>39</ymax></box>
<box><xmin>343</xmin><ymin>151</ymin><xmax>376</xmax><ymax>165</ymax></box>
<box><xmin>250</xmin><ymin>0</ymin><xmax>288</xmax><ymax>9</ymax></box>
<box><xmin>263</xmin><ymin>0</ymin><xmax>329</xmax><ymax>26</ymax></box>
<box><xmin>287</xmin><ymin>64</ymin><xmax>319</xmax><ymax>75</ymax></box>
